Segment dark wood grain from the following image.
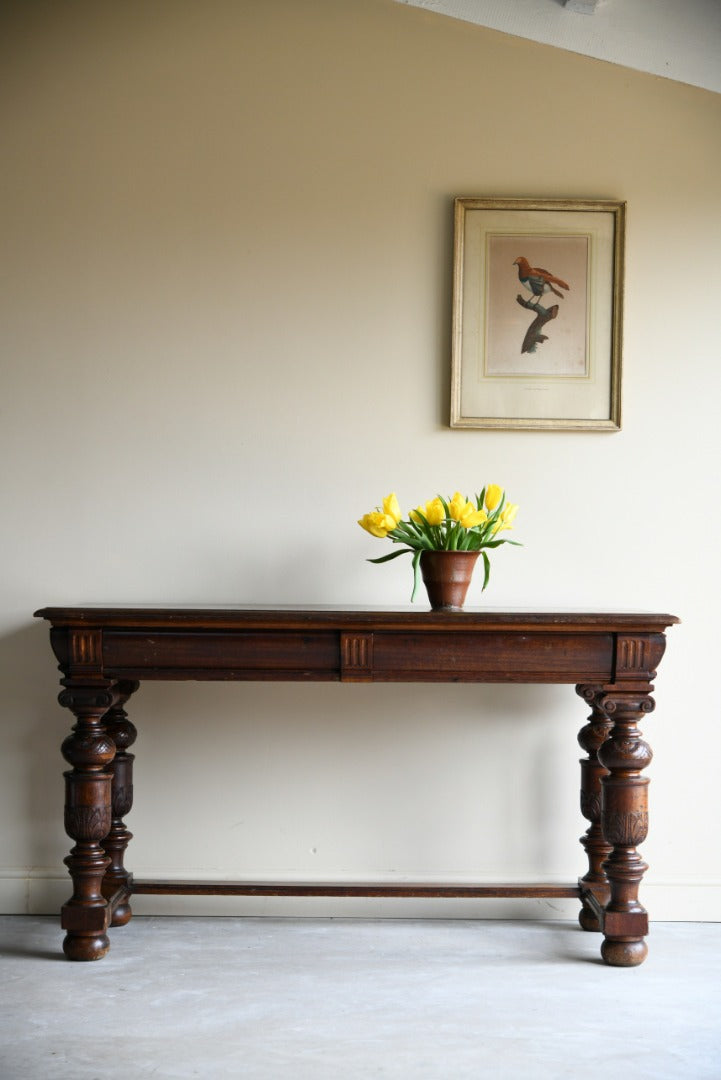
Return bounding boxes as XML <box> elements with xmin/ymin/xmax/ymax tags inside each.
<box><xmin>35</xmin><ymin>605</ymin><xmax>678</xmax><ymax>966</ymax></box>
<box><xmin>132</xmin><ymin>881</ymin><xmax>581</xmax><ymax>899</ymax></box>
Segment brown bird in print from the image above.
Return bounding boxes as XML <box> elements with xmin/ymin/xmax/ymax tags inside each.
<box><xmin>513</xmin><ymin>256</ymin><xmax>570</xmax><ymax>304</ymax></box>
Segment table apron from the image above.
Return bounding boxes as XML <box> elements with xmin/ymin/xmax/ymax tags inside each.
<box><xmin>99</xmin><ymin>628</ymin><xmax>616</xmax><ymax>683</ymax></box>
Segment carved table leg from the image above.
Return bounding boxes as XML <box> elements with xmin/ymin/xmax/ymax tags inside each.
<box><xmin>59</xmin><ymin>680</ymin><xmax>118</xmax><ymax>961</ymax></box>
<box><xmin>102</xmin><ymin>680</ymin><xmax>140</xmax><ymax>926</ymax></box>
<box><xmin>597</xmin><ymin>691</ymin><xmax>654</xmax><ymax>967</ymax></box>
<box><xmin>576</xmin><ymin>686</ymin><xmax>612</xmax><ymax>931</ymax></box>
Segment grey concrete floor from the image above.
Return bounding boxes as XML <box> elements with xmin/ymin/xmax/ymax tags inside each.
<box><xmin>2</xmin><ymin>916</ymin><xmax>719</xmax><ymax>1079</ymax></box>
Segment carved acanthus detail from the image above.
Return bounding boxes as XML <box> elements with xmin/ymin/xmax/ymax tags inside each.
<box><xmin>64</xmin><ymin>804</ymin><xmax>112</xmax><ymax>842</ymax></box>
<box><xmin>580</xmin><ymin>791</ymin><xmax>602</xmax><ymax>822</ymax></box>
<box><xmin>604</xmin><ymin>809</ymin><xmax>649</xmax><ymax>847</ymax></box>
<box><xmin>111</xmin><ymin>784</ymin><xmax>134</xmax><ymax>818</ymax></box>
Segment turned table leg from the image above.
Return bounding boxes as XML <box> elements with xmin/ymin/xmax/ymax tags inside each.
<box><xmin>597</xmin><ymin>690</ymin><xmax>654</xmax><ymax>967</ymax></box>
<box><xmin>59</xmin><ymin>680</ymin><xmax>118</xmax><ymax>961</ymax></box>
<box><xmin>576</xmin><ymin>686</ymin><xmax>612</xmax><ymax>931</ymax></box>
<box><xmin>102</xmin><ymin>680</ymin><xmax>139</xmax><ymax>926</ymax></box>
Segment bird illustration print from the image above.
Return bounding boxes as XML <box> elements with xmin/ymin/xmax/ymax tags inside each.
<box><xmin>513</xmin><ymin>256</ymin><xmax>571</xmax><ymax>354</ymax></box>
<box><xmin>514</xmin><ymin>256</ymin><xmax>569</xmax><ymax>304</ymax></box>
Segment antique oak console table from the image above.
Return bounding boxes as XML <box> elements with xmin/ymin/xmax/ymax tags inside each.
<box><xmin>34</xmin><ymin>606</ymin><xmax>678</xmax><ymax>967</ymax></box>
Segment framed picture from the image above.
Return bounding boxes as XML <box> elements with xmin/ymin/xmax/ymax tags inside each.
<box><xmin>450</xmin><ymin>198</ymin><xmax>625</xmax><ymax>430</ymax></box>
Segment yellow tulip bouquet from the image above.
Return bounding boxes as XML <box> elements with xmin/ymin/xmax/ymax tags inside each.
<box><xmin>358</xmin><ymin>486</ymin><xmax>520</xmax><ymax>601</ymax></box>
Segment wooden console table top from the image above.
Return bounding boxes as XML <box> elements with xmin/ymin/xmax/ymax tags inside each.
<box><xmin>35</xmin><ymin>605</ymin><xmax>678</xmax><ymax>967</ymax></box>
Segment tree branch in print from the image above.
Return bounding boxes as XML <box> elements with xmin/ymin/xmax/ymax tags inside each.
<box><xmin>516</xmin><ymin>296</ymin><xmax>559</xmax><ymax>354</ymax></box>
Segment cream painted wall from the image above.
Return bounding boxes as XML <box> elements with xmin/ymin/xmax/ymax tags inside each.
<box><xmin>2</xmin><ymin>0</ymin><xmax>720</xmax><ymax>920</ymax></box>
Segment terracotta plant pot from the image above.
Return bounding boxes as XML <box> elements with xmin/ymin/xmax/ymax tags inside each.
<box><xmin>419</xmin><ymin>550</ymin><xmax>481</xmax><ymax>610</ymax></box>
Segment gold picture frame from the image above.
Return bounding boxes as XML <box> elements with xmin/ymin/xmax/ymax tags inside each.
<box><xmin>450</xmin><ymin>197</ymin><xmax>625</xmax><ymax>430</ymax></box>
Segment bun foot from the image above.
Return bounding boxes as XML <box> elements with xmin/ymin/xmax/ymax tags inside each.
<box><xmin>110</xmin><ymin>901</ymin><xmax>133</xmax><ymax>927</ymax></box>
<box><xmin>601</xmin><ymin>937</ymin><xmax>648</xmax><ymax>967</ymax></box>
<box><xmin>578</xmin><ymin>904</ymin><xmax>601</xmax><ymax>932</ymax></box>
<box><xmin>62</xmin><ymin>933</ymin><xmax>111</xmax><ymax>961</ymax></box>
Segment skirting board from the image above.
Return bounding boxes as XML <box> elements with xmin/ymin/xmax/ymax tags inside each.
<box><xmin>1</xmin><ymin>872</ymin><xmax>719</xmax><ymax>922</ymax></box>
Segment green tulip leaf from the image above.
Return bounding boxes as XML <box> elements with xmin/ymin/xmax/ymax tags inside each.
<box><xmin>481</xmin><ymin>550</ymin><xmax>491</xmax><ymax>591</ymax></box>
<box><xmin>410</xmin><ymin>549</ymin><xmax>423</xmax><ymax>602</ymax></box>
<box><xmin>367</xmin><ymin>549</ymin><xmax>412</xmax><ymax>564</ymax></box>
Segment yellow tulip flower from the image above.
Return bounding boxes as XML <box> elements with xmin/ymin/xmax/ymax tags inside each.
<box><xmin>424</xmin><ymin>498</ymin><xmax>445</xmax><ymax>526</ymax></box>
<box><xmin>382</xmin><ymin>492</ymin><xmax>403</xmax><ymax>528</ymax></box>
<box><xmin>448</xmin><ymin>491</ymin><xmax>469</xmax><ymax>521</ymax></box>
<box><xmin>493</xmin><ymin>503</ymin><xmax>519</xmax><ymax>533</ymax></box>
<box><xmin>449</xmin><ymin>492</ymin><xmax>486</xmax><ymax>529</ymax></box>
<box><xmin>411</xmin><ymin>499</ymin><xmax>445</xmax><ymax>526</ymax></box>
<box><xmin>358</xmin><ymin>512</ymin><xmax>393</xmax><ymax>538</ymax></box>
<box><xmin>484</xmin><ymin>484</ymin><xmax>503</xmax><ymax>511</ymax></box>
<box><xmin>459</xmin><ymin>506</ymin><xmax>486</xmax><ymax>528</ymax></box>
<box><xmin>358</xmin><ymin>493</ymin><xmax>403</xmax><ymax>538</ymax></box>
